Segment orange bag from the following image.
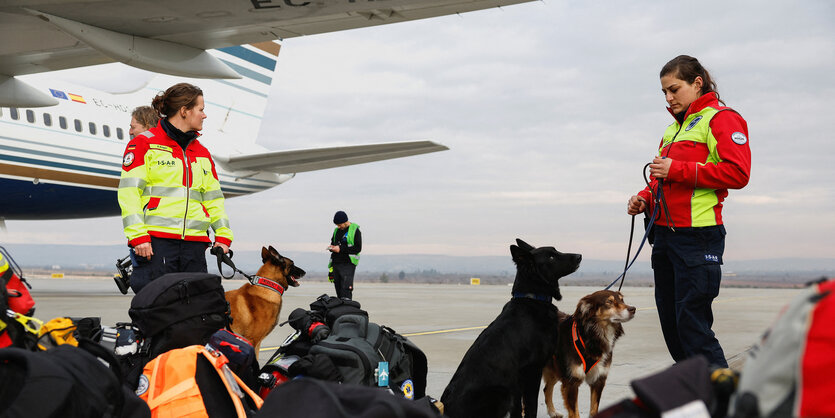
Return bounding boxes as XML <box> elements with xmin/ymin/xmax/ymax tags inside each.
<box><xmin>137</xmin><ymin>344</ymin><xmax>263</xmax><ymax>417</ymax></box>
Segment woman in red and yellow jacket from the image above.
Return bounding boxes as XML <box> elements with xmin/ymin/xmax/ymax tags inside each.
<box><xmin>118</xmin><ymin>83</ymin><xmax>232</xmax><ymax>293</ymax></box>
<box><xmin>627</xmin><ymin>56</ymin><xmax>751</xmax><ymax>367</ymax></box>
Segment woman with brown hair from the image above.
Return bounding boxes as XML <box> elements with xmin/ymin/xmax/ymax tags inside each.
<box><xmin>118</xmin><ymin>83</ymin><xmax>233</xmax><ymax>293</ymax></box>
<box><xmin>627</xmin><ymin>55</ymin><xmax>751</xmax><ymax>367</ymax></box>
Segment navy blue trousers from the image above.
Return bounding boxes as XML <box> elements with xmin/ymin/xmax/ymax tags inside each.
<box><xmin>130</xmin><ymin>236</ymin><xmax>208</xmax><ymax>294</ymax></box>
<box><xmin>651</xmin><ymin>225</ymin><xmax>728</xmax><ymax>367</ymax></box>
<box><xmin>331</xmin><ymin>262</ymin><xmax>356</xmax><ymax>300</ymax></box>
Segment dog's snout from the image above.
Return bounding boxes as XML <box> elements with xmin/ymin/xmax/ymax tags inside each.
<box><xmin>628</xmin><ymin>306</ymin><xmax>636</xmax><ymax>315</ymax></box>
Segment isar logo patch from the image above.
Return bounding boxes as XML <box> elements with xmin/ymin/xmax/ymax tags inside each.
<box><xmin>685</xmin><ymin>115</ymin><xmax>703</xmax><ymax>131</ymax></box>
<box><xmin>731</xmin><ymin>132</ymin><xmax>748</xmax><ymax>145</ymax></box>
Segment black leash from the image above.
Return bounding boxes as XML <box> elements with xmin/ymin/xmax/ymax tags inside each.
<box><xmin>610</xmin><ymin>116</ymin><xmax>687</xmax><ymax>290</ymax></box>
<box><xmin>604</xmin><ymin>203</ymin><xmax>657</xmax><ymax>291</ymax></box>
<box><xmin>210</xmin><ymin>246</ymin><xmax>256</xmax><ymax>282</ymax></box>
<box><xmin>618</xmin><ymin>215</ymin><xmax>637</xmax><ymax>292</ymax></box>
<box><xmin>605</xmin><ymin>163</ymin><xmax>662</xmax><ymax>291</ymax></box>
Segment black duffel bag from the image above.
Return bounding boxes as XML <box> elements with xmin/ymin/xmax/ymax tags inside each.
<box><xmin>0</xmin><ymin>338</ymin><xmax>150</xmax><ymax>418</ymax></box>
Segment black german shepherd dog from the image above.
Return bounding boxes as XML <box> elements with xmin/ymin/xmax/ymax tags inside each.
<box><xmin>441</xmin><ymin>239</ymin><xmax>581</xmax><ymax>418</ymax></box>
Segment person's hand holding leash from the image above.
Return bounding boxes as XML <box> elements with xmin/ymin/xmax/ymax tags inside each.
<box><xmin>213</xmin><ymin>242</ymin><xmax>229</xmax><ymax>254</ymax></box>
<box><xmin>627</xmin><ymin>195</ymin><xmax>647</xmax><ymax>215</ymax></box>
<box><xmin>649</xmin><ymin>156</ymin><xmax>673</xmax><ymax>179</ymax></box>
<box><xmin>327</xmin><ymin>245</ymin><xmax>340</xmax><ymax>253</ymax></box>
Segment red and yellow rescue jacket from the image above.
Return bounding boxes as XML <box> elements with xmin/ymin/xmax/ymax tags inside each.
<box><xmin>637</xmin><ymin>93</ymin><xmax>751</xmax><ymax>228</ymax></box>
<box><xmin>118</xmin><ymin>121</ymin><xmax>232</xmax><ymax>247</ymax></box>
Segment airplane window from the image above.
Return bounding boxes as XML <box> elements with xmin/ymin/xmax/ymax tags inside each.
<box><xmin>74</xmin><ymin>119</ymin><xmax>82</xmax><ymax>132</ymax></box>
<box><xmin>103</xmin><ymin>125</ymin><xmax>111</xmax><ymax>138</ymax></box>
<box><xmin>89</xmin><ymin>122</ymin><xmax>97</xmax><ymax>135</ymax></box>
<box><xmin>116</xmin><ymin>127</ymin><xmax>124</xmax><ymax>140</ymax></box>
<box><xmin>43</xmin><ymin>113</ymin><xmax>52</xmax><ymax>127</ymax></box>
<box><xmin>59</xmin><ymin>116</ymin><xmax>67</xmax><ymax>129</ymax></box>
<box><xmin>10</xmin><ymin>108</ymin><xmax>19</xmax><ymax>120</ymax></box>
<box><xmin>26</xmin><ymin>110</ymin><xmax>35</xmax><ymax>123</ymax></box>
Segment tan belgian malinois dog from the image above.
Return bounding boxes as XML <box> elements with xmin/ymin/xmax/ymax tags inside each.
<box><xmin>225</xmin><ymin>246</ymin><xmax>305</xmax><ymax>353</ymax></box>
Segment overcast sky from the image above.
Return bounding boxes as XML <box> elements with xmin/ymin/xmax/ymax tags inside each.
<box><xmin>5</xmin><ymin>0</ymin><xmax>834</xmax><ymax>262</ymax></box>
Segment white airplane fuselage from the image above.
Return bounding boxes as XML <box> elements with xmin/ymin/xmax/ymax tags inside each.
<box><xmin>0</xmin><ymin>46</ymin><xmax>290</xmax><ymax>220</ymax></box>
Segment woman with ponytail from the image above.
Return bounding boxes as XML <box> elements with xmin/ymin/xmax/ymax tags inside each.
<box><xmin>118</xmin><ymin>83</ymin><xmax>233</xmax><ymax>293</ymax></box>
<box><xmin>627</xmin><ymin>55</ymin><xmax>751</xmax><ymax>367</ymax></box>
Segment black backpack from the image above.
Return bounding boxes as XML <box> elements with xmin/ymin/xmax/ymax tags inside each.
<box><xmin>266</xmin><ymin>295</ymin><xmax>428</xmax><ymax>400</ymax></box>
<box><xmin>309</xmin><ymin>314</ymin><xmax>428</xmax><ymax>399</ymax></box>
<box><xmin>128</xmin><ymin>272</ymin><xmax>230</xmax><ymax>358</ymax></box>
<box><xmin>0</xmin><ymin>339</ymin><xmax>150</xmax><ymax>418</ymax></box>
<box><xmin>121</xmin><ymin>272</ymin><xmax>230</xmax><ymax>387</ymax></box>
<box><xmin>309</xmin><ymin>294</ymin><xmax>368</xmax><ymax>326</ymax></box>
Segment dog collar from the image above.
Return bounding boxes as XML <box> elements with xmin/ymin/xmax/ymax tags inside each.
<box><xmin>252</xmin><ymin>275</ymin><xmax>286</xmax><ymax>295</ymax></box>
<box><xmin>512</xmin><ymin>292</ymin><xmax>552</xmax><ymax>303</ymax></box>
<box><xmin>572</xmin><ymin>319</ymin><xmax>600</xmax><ymax>373</ymax></box>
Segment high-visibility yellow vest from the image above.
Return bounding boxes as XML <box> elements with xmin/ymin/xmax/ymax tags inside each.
<box><xmin>118</xmin><ymin>124</ymin><xmax>232</xmax><ymax>247</ymax></box>
<box><xmin>328</xmin><ymin>223</ymin><xmax>360</xmax><ymax>271</ymax></box>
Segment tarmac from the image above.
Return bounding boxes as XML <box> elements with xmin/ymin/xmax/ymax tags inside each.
<box><xmin>27</xmin><ymin>278</ymin><xmax>802</xmax><ymax>417</ymax></box>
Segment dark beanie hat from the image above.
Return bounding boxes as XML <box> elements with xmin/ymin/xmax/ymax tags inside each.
<box><xmin>333</xmin><ymin>211</ymin><xmax>348</xmax><ymax>224</ymax></box>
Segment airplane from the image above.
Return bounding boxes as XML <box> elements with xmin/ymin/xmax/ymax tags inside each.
<box><xmin>0</xmin><ymin>0</ymin><xmax>535</xmax><ymax>222</ymax></box>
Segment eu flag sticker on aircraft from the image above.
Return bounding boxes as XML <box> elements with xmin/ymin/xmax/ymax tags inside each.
<box><xmin>68</xmin><ymin>93</ymin><xmax>86</xmax><ymax>104</ymax></box>
<box><xmin>49</xmin><ymin>89</ymin><xmax>68</xmax><ymax>100</ymax></box>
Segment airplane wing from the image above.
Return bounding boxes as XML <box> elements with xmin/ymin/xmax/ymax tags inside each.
<box><xmin>217</xmin><ymin>140</ymin><xmax>449</xmax><ymax>174</ymax></box>
<box><xmin>0</xmin><ymin>0</ymin><xmax>535</xmax><ymax>78</ymax></box>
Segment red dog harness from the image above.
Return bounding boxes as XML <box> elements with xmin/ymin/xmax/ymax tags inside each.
<box><xmin>572</xmin><ymin>319</ymin><xmax>600</xmax><ymax>374</ymax></box>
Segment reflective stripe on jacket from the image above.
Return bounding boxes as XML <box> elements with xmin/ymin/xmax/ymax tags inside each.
<box><xmin>118</xmin><ymin>122</ymin><xmax>232</xmax><ymax>247</ymax></box>
<box><xmin>638</xmin><ymin>93</ymin><xmax>751</xmax><ymax>228</ymax></box>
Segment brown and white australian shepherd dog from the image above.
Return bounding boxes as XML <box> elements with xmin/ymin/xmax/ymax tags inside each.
<box><xmin>542</xmin><ymin>290</ymin><xmax>635</xmax><ymax>418</ymax></box>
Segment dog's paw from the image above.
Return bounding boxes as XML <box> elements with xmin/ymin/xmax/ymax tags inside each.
<box><xmin>548</xmin><ymin>411</ymin><xmax>564</xmax><ymax>418</ymax></box>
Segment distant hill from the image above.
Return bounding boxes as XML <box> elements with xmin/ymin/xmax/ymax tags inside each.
<box><xmin>2</xmin><ymin>243</ymin><xmax>834</xmax><ymax>280</ymax></box>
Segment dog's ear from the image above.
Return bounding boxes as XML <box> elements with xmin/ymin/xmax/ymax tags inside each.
<box><xmin>510</xmin><ymin>244</ymin><xmax>530</xmax><ymax>264</ymax></box>
<box><xmin>260</xmin><ymin>247</ymin><xmax>271</xmax><ymax>263</ymax></box>
<box><xmin>515</xmin><ymin>239</ymin><xmax>535</xmax><ymax>252</ymax></box>
<box><xmin>268</xmin><ymin>245</ymin><xmax>284</xmax><ymax>261</ymax></box>
<box><xmin>577</xmin><ymin>300</ymin><xmax>592</xmax><ymax>319</ymax></box>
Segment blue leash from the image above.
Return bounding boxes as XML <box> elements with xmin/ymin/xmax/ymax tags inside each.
<box><xmin>604</xmin><ymin>203</ymin><xmax>658</xmax><ymax>291</ymax></box>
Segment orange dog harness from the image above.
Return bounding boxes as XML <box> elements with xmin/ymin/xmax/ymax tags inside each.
<box><xmin>572</xmin><ymin>320</ymin><xmax>600</xmax><ymax>374</ymax></box>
